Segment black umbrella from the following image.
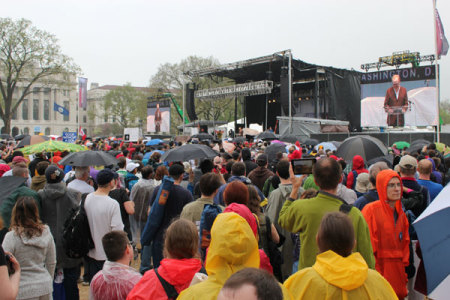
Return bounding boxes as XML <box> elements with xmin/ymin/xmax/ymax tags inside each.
<box><xmin>59</xmin><ymin>150</ymin><xmax>119</xmax><ymax>166</ymax></box>
<box><xmin>406</xmin><ymin>141</ymin><xmax>429</xmax><ymax>155</ymax></box>
<box><xmin>279</xmin><ymin>134</ymin><xmax>300</xmax><ymax>144</ymax></box>
<box><xmin>0</xmin><ymin>176</ymin><xmax>27</xmax><ymax>206</ymax></box>
<box><xmin>0</xmin><ymin>134</ymin><xmax>12</xmax><ymax>140</ymax></box>
<box><xmin>191</xmin><ymin>133</ymin><xmax>214</xmax><ymax>141</ymax></box>
<box><xmin>336</xmin><ymin>135</ymin><xmax>388</xmax><ymax>162</ymax></box>
<box><xmin>14</xmin><ymin>134</ymin><xmax>28</xmax><ymax>141</ymax></box>
<box><xmin>264</xmin><ymin>143</ymin><xmax>287</xmax><ymax>163</ymax></box>
<box><xmin>367</xmin><ymin>155</ymin><xmax>393</xmax><ymax>168</ymax></box>
<box><xmin>233</xmin><ymin>136</ymin><xmax>246</xmax><ymax>144</ymax></box>
<box><xmin>304</xmin><ymin>138</ymin><xmax>319</xmax><ymax>146</ymax></box>
<box><xmin>161</xmin><ymin>144</ymin><xmax>218</xmax><ymax>162</ymax></box>
<box><xmin>256</xmin><ymin>131</ymin><xmax>277</xmax><ymax>140</ymax></box>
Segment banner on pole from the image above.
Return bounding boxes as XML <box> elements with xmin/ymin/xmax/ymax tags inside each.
<box><xmin>78</xmin><ymin>77</ymin><xmax>88</xmax><ymax>109</ymax></box>
<box><xmin>435</xmin><ymin>7</ymin><xmax>449</xmax><ymax>57</ymax></box>
<box><xmin>62</xmin><ymin>132</ymin><xmax>77</xmax><ymax>143</ymax></box>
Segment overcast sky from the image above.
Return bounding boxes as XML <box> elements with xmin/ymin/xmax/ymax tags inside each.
<box><xmin>3</xmin><ymin>0</ymin><xmax>450</xmax><ymax>100</ymax></box>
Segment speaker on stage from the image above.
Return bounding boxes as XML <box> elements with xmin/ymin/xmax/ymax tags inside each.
<box><xmin>280</xmin><ymin>66</ymin><xmax>295</xmax><ymax>116</ymax></box>
<box><xmin>185</xmin><ymin>83</ymin><xmax>197</xmax><ymax>121</ymax></box>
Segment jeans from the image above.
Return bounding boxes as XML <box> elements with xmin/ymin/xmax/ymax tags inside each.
<box><xmin>139</xmin><ymin>245</ymin><xmax>153</xmax><ymax>274</ymax></box>
<box><xmin>63</xmin><ymin>267</ymin><xmax>81</xmax><ymax>300</ymax></box>
<box><xmin>129</xmin><ymin>216</ymin><xmax>146</xmax><ymax>245</ymax></box>
<box><xmin>85</xmin><ymin>256</ymin><xmax>105</xmax><ymax>283</ymax></box>
<box><xmin>152</xmin><ymin>239</ymin><xmax>164</xmax><ymax>268</ymax></box>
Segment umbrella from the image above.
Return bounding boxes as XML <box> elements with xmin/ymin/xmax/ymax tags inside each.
<box><xmin>16</xmin><ymin>135</ymin><xmax>49</xmax><ymax>148</ymax></box>
<box><xmin>336</xmin><ymin>135</ymin><xmax>388</xmax><ymax>162</ymax></box>
<box><xmin>330</xmin><ymin>141</ymin><xmax>342</xmax><ymax>148</ymax></box>
<box><xmin>191</xmin><ymin>133</ymin><xmax>214</xmax><ymax>141</ymax></box>
<box><xmin>303</xmin><ymin>138</ymin><xmax>319</xmax><ymax>147</ymax></box>
<box><xmin>21</xmin><ymin>140</ymin><xmax>86</xmax><ymax>155</ymax></box>
<box><xmin>59</xmin><ymin>150</ymin><xmax>119</xmax><ymax>166</ymax></box>
<box><xmin>233</xmin><ymin>136</ymin><xmax>246</xmax><ymax>144</ymax></box>
<box><xmin>406</xmin><ymin>141</ymin><xmax>429</xmax><ymax>154</ymax></box>
<box><xmin>265</xmin><ymin>143</ymin><xmax>287</xmax><ymax>163</ymax></box>
<box><xmin>146</xmin><ymin>139</ymin><xmax>165</xmax><ymax>146</ymax></box>
<box><xmin>279</xmin><ymin>134</ymin><xmax>300</xmax><ymax>144</ymax></box>
<box><xmin>0</xmin><ymin>134</ymin><xmax>12</xmax><ymax>140</ymax></box>
<box><xmin>0</xmin><ymin>176</ymin><xmax>27</xmax><ymax>206</ymax></box>
<box><xmin>315</xmin><ymin>142</ymin><xmax>337</xmax><ymax>151</ymax></box>
<box><xmin>367</xmin><ymin>155</ymin><xmax>393</xmax><ymax>168</ymax></box>
<box><xmin>256</xmin><ymin>131</ymin><xmax>277</xmax><ymax>140</ymax></box>
<box><xmin>271</xmin><ymin>140</ymin><xmax>286</xmax><ymax>145</ymax></box>
<box><xmin>14</xmin><ymin>134</ymin><xmax>27</xmax><ymax>141</ymax></box>
<box><xmin>161</xmin><ymin>144</ymin><xmax>218</xmax><ymax>162</ymax></box>
<box><xmin>413</xmin><ymin>184</ymin><xmax>450</xmax><ymax>297</ymax></box>
<box><xmin>143</xmin><ymin>150</ymin><xmax>165</xmax><ymax>160</ymax></box>
<box><xmin>393</xmin><ymin>141</ymin><xmax>410</xmax><ymax>150</ymax></box>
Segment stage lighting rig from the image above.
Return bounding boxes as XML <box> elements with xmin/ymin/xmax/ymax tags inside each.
<box><xmin>361</xmin><ymin>51</ymin><xmax>436</xmax><ymax>71</ymax></box>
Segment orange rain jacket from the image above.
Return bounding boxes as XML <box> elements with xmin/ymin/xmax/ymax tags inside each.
<box><xmin>362</xmin><ymin>169</ymin><xmax>410</xmax><ymax>299</ymax></box>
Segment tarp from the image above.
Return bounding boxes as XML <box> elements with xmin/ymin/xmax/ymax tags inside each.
<box><xmin>361</xmin><ymin>87</ymin><xmax>438</xmax><ymax>127</ymax></box>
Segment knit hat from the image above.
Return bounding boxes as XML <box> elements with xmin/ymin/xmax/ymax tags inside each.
<box><xmin>45</xmin><ymin>165</ymin><xmax>64</xmax><ymax>183</ymax></box>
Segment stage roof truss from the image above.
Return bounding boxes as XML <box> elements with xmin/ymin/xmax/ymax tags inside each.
<box><xmin>194</xmin><ymin>80</ymin><xmax>273</xmax><ymax>100</ymax></box>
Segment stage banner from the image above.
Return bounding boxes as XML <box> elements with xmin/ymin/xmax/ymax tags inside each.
<box><xmin>147</xmin><ymin>100</ymin><xmax>171</xmax><ymax>133</ymax></box>
<box><xmin>360</xmin><ymin>65</ymin><xmax>437</xmax><ymax>127</ymax></box>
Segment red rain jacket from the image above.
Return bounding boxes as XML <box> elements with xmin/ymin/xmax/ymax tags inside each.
<box><xmin>346</xmin><ymin>155</ymin><xmax>368</xmax><ymax>188</ymax></box>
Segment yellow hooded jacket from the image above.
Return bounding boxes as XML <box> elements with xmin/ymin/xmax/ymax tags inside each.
<box><xmin>178</xmin><ymin>212</ymin><xmax>260</xmax><ymax>300</ymax></box>
<box><xmin>284</xmin><ymin>250</ymin><xmax>397</xmax><ymax>300</ymax></box>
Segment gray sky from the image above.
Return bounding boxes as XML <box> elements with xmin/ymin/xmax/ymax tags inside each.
<box><xmin>3</xmin><ymin>0</ymin><xmax>450</xmax><ymax>100</ymax></box>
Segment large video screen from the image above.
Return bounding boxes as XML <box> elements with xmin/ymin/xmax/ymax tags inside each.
<box><xmin>360</xmin><ymin>65</ymin><xmax>437</xmax><ymax>127</ymax></box>
<box><xmin>147</xmin><ymin>100</ymin><xmax>171</xmax><ymax>133</ymax></box>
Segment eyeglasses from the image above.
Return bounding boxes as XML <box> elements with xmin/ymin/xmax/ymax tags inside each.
<box><xmin>387</xmin><ymin>183</ymin><xmax>402</xmax><ymax>189</ymax></box>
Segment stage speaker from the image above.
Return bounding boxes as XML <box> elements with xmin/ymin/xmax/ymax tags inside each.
<box><xmin>280</xmin><ymin>66</ymin><xmax>295</xmax><ymax>116</ymax></box>
<box><xmin>185</xmin><ymin>83</ymin><xmax>197</xmax><ymax>121</ymax></box>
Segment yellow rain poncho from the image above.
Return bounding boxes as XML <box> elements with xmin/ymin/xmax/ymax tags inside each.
<box><xmin>283</xmin><ymin>250</ymin><xmax>397</xmax><ymax>300</ymax></box>
<box><xmin>178</xmin><ymin>212</ymin><xmax>260</xmax><ymax>300</ymax></box>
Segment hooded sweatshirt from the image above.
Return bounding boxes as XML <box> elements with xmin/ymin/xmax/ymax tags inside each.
<box><xmin>362</xmin><ymin>169</ymin><xmax>410</xmax><ymax>299</ymax></box>
<box><xmin>2</xmin><ymin>225</ymin><xmax>56</xmax><ymax>299</ymax></box>
<box><xmin>248</xmin><ymin>166</ymin><xmax>274</xmax><ymax>191</ymax></box>
<box><xmin>178</xmin><ymin>213</ymin><xmax>260</xmax><ymax>300</ymax></box>
<box><xmin>284</xmin><ymin>250</ymin><xmax>397</xmax><ymax>300</ymax></box>
<box><xmin>127</xmin><ymin>258</ymin><xmax>201</xmax><ymax>300</ymax></box>
<box><xmin>346</xmin><ymin>155</ymin><xmax>368</xmax><ymax>189</ymax></box>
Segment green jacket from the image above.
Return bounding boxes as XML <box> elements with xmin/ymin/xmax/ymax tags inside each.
<box><xmin>278</xmin><ymin>191</ymin><xmax>375</xmax><ymax>271</ymax></box>
<box><xmin>1</xmin><ymin>186</ymin><xmax>42</xmax><ymax>228</ymax></box>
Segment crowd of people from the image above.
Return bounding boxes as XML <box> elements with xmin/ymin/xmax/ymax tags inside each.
<box><xmin>0</xmin><ymin>135</ymin><xmax>447</xmax><ymax>300</ymax></box>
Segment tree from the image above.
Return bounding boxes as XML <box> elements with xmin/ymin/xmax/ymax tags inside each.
<box><xmin>0</xmin><ymin>18</ymin><xmax>80</xmax><ymax>134</ymax></box>
<box><xmin>102</xmin><ymin>84</ymin><xmax>148</xmax><ymax>129</ymax></box>
<box><xmin>440</xmin><ymin>99</ymin><xmax>450</xmax><ymax>124</ymax></box>
<box><xmin>149</xmin><ymin>55</ymin><xmax>242</xmax><ymax>133</ymax></box>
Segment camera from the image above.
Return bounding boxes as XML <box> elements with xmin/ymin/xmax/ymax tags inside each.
<box><xmin>5</xmin><ymin>254</ymin><xmax>15</xmax><ymax>275</ymax></box>
<box><xmin>291</xmin><ymin>158</ymin><xmax>316</xmax><ymax>175</ymax></box>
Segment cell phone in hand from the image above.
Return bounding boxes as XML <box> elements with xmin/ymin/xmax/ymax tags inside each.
<box><xmin>5</xmin><ymin>254</ymin><xmax>15</xmax><ymax>275</ymax></box>
<box><xmin>291</xmin><ymin>158</ymin><xmax>316</xmax><ymax>175</ymax></box>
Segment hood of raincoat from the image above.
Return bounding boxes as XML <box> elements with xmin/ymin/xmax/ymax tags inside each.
<box><xmin>159</xmin><ymin>258</ymin><xmax>202</xmax><ymax>286</ymax></box>
<box><xmin>313</xmin><ymin>250</ymin><xmax>368</xmax><ymax>291</ymax></box>
<box><xmin>31</xmin><ymin>174</ymin><xmax>47</xmax><ymax>186</ymax></box>
<box><xmin>41</xmin><ymin>182</ymin><xmax>68</xmax><ymax>200</ymax></box>
<box><xmin>376</xmin><ymin>169</ymin><xmax>403</xmax><ymax>213</ymax></box>
<box><xmin>352</xmin><ymin>155</ymin><xmax>365</xmax><ymax>170</ymax></box>
<box><xmin>223</xmin><ymin>203</ymin><xmax>257</xmax><ymax>237</ymax></box>
<box><xmin>205</xmin><ymin>212</ymin><xmax>260</xmax><ymax>283</ymax></box>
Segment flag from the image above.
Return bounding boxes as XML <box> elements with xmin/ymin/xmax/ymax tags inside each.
<box><xmin>435</xmin><ymin>7</ymin><xmax>449</xmax><ymax>57</ymax></box>
<box><xmin>78</xmin><ymin>77</ymin><xmax>88</xmax><ymax>109</ymax></box>
<box><xmin>79</xmin><ymin>126</ymin><xmax>86</xmax><ymax>141</ymax></box>
<box><xmin>53</xmin><ymin>102</ymin><xmax>69</xmax><ymax>116</ymax></box>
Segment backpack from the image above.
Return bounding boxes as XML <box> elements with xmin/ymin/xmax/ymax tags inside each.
<box><xmin>199</xmin><ymin>204</ymin><xmax>222</xmax><ymax>260</ymax></box>
<box><xmin>402</xmin><ymin>186</ymin><xmax>426</xmax><ymax>218</ymax></box>
<box><xmin>155</xmin><ymin>267</ymin><xmax>178</xmax><ymax>299</ymax></box>
<box><xmin>62</xmin><ymin>196</ymin><xmax>95</xmax><ymax>259</ymax></box>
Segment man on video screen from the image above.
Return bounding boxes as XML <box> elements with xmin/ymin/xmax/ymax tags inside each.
<box><xmin>384</xmin><ymin>74</ymin><xmax>408</xmax><ymax>127</ymax></box>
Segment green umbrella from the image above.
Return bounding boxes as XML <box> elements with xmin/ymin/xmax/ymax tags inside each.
<box><xmin>393</xmin><ymin>141</ymin><xmax>410</xmax><ymax>150</ymax></box>
<box><xmin>21</xmin><ymin>140</ymin><xmax>86</xmax><ymax>155</ymax></box>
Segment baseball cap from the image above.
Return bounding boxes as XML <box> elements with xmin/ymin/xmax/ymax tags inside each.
<box><xmin>12</xmin><ymin>156</ymin><xmax>28</xmax><ymax>164</ymax></box>
<box><xmin>398</xmin><ymin>155</ymin><xmax>418</xmax><ymax>169</ymax></box>
<box><xmin>126</xmin><ymin>162</ymin><xmax>140</xmax><ymax>172</ymax></box>
<box><xmin>45</xmin><ymin>165</ymin><xmax>64</xmax><ymax>184</ymax></box>
<box><xmin>97</xmin><ymin>168</ymin><xmax>118</xmax><ymax>185</ymax></box>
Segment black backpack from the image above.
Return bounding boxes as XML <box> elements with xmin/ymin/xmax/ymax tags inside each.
<box><xmin>62</xmin><ymin>196</ymin><xmax>95</xmax><ymax>259</ymax></box>
<box><xmin>402</xmin><ymin>186</ymin><xmax>426</xmax><ymax>218</ymax></box>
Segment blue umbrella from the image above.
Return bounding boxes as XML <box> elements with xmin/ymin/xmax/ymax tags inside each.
<box><xmin>413</xmin><ymin>185</ymin><xmax>450</xmax><ymax>298</ymax></box>
<box><xmin>146</xmin><ymin>139</ymin><xmax>164</xmax><ymax>146</ymax></box>
<box><xmin>143</xmin><ymin>150</ymin><xmax>164</xmax><ymax>160</ymax></box>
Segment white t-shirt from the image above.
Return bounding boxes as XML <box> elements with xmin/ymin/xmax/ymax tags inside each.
<box><xmin>84</xmin><ymin>193</ymin><xmax>124</xmax><ymax>261</ymax></box>
<box><xmin>67</xmin><ymin>179</ymin><xmax>95</xmax><ymax>194</ymax></box>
